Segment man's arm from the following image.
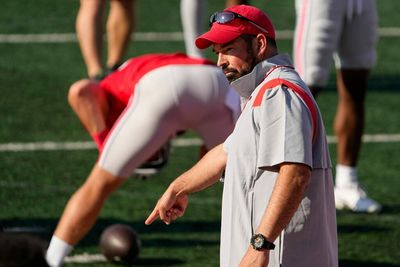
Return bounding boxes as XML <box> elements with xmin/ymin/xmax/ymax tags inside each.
<box><xmin>258</xmin><ymin>163</ymin><xmax>311</xmax><ymax>239</ymax></box>
<box><xmin>145</xmin><ymin>144</ymin><xmax>227</xmax><ymax>225</ymax></box>
<box><xmin>239</xmin><ymin>163</ymin><xmax>311</xmax><ymax>266</ymax></box>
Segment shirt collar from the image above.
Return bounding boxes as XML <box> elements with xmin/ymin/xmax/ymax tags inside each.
<box><xmin>230</xmin><ymin>53</ymin><xmax>293</xmax><ymax>98</ymax></box>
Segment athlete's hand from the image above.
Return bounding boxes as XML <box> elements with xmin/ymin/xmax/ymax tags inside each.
<box><xmin>145</xmin><ymin>188</ymin><xmax>188</xmax><ymax>225</ymax></box>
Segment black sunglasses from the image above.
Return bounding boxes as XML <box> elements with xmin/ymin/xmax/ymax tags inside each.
<box><xmin>209</xmin><ymin>11</ymin><xmax>268</xmax><ymax>33</ymax></box>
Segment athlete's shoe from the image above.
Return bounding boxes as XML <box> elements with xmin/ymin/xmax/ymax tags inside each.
<box><xmin>134</xmin><ymin>167</ymin><xmax>159</xmax><ymax>180</ymax></box>
<box><xmin>133</xmin><ymin>140</ymin><xmax>171</xmax><ymax>180</ymax></box>
<box><xmin>90</xmin><ymin>69</ymin><xmax>110</xmax><ymax>81</ymax></box>
<box><xmin>334</xmin><ymin>183</ymin><xmax>382</xmax><ymax>213</ymax></box>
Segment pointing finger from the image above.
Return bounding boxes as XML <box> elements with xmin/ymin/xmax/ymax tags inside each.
<box><xmin>145</xmin><ymin>207</ymin><xmax>160</xmax><ymax>225</ymax></box>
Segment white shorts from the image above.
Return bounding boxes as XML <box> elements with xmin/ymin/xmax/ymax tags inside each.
<box><xmin>293</xmin><ymin>0</ymin><xmax>378</xmax><ymax>87</ymax></box>
<box><xmin>98</xmin><ymin>65</ymin><xmax>237</xmax><ymax>178</ymax></box>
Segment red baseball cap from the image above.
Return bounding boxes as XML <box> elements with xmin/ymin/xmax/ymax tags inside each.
<box><xmin>195</xmin><ymin>5</ymin><xmax>276</xmax><ymax>49</ymax></box>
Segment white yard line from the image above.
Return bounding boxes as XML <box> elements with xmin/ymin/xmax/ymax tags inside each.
<box><xmin>0</xmin><ymin>27</ymin><xmax>399</xmax><ymax>43</ymax></box>
<box><xmin>0</xmin><ymin>138</ymin><xmax>200</xmax><ymax>152</ymax></box>
<box><xmin>0</xmin><ymin>134</ymin><xmax>399</xmax><ymax>152</ymax></box>
<box><xmin>0</xmin><ymin>32</ymin><xmax>183</xmax><ymax>43</ymax></box>
<box><xmin>0</xmin><ymin>141</ymin><xmax>96</xmax><ymax>152</ymax></box>
<box><xmin>64</xmin><ymin>253</ymin><xmax>107</xmax><ymax>264</ymax></box>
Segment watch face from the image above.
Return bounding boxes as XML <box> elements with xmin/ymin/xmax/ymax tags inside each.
<box><xmin>253</xmin><ymin>235</ymin><xmax>264</xmax><ymax>248</ymax></box>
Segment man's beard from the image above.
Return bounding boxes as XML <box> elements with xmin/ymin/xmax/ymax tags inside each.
<box><xmin>223</xmin><ymin>53</ymin><xmax>258</xmax><ymax>83</ymax></box>
<box><xmin>223</xmin><ymin>67</ymin><xmax>244</xmax><ymax>83</ymax></box>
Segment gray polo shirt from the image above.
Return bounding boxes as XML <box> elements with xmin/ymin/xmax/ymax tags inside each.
<box><xmin>221</xmin><ymin>54</ymin><xmax>338</xmax><ymax>267</ymax></box>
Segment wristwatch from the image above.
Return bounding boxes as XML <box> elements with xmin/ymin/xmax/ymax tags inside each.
<box><xmin>250</xmin><ymin>233</ymin><xmax>275</xmax><ymax>250</ymax></box>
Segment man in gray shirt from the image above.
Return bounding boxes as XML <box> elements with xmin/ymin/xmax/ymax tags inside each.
<box><xmin>146</xmin><ymin>5</ymin><xmax>338</xmax><ymax>267</ymax></box>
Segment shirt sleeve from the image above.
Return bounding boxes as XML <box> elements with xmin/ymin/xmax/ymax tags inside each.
<box><xmin>223</xmin><ymin>133</ymin><xmax>233</xmax><ymax>153</ymax></box>
<box><xmin>256</xmin><ymin>87</ymin><xmax>314</xmax><ymax>170</ymax></box>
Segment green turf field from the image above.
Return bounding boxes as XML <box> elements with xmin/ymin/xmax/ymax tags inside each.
<box><xmin>1</xmin><ymin>0</ymin><xmax>400</xmax><ymax>266</ymax></box>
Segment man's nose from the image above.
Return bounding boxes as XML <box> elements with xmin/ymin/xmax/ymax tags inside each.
<box><xmin>216</xmin><ymin>53</ymin><xmax>228</xmax><ymax>68</ymax></box>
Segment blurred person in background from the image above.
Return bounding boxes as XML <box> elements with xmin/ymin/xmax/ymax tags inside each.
<box><xmin>293</xmin><ymin>0</ymin><xmax>381</xmax><ymax>213</ymax></box>
<box><xmin>180</xmin><ymin>0</ymin><xmax>248</xmax><ymax>58</ymax></box>
<box><xmin>76</xmin><ymin>0</ymin><xmax>135</xmax><ymax>80</ymax></box>
<box><xmin>46</xmin><ymin>52</ymin><xmax>240</xmax><ymax>267</ymax></box>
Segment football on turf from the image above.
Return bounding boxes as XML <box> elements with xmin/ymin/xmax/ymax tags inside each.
<box><xmin>99</xmin><ymin>224</ymin><xmax>141</xmax><ymax>265</ymax></box>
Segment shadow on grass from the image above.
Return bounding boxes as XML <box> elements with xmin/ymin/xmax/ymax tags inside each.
<box><xmin>339</xmin><ymin>259</ymin><xmax>400</xmax><ymax>267</ymax></box>
<box><xmin>378</xmin><ymin>203</ymin><xmax>400</xmax><ymax>215</ymax></box>
<box><xmin>133</xmin><ymin>257</ymin><xmax>185</xmax><ymax>266</ymax></box>
<box><xmin>66</xmin><ymin>256</ymin><xmax>185</xmax><ymax>267</ymax></box>
<box><xmin>142</xmin><ymin>237</ymin><xmax>218</xmax><ymax>248</ymax></box>
<box><xmin>0</xmin><ymin>217</ymin><xmax>220</xmax><ymax>248</ymax></box>
<box><xmin>336</xmin><ymin>202</ymin><xmax>400</xmax><ymax>216</ymax></box>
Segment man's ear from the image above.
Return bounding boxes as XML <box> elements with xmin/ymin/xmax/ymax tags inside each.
<box><xmin>253</xmin><ymin>34</ymin><xmax>268</xmax><ymax>60</ymax></box>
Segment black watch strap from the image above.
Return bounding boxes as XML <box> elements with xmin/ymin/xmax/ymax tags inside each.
<box><xmin>250</xmin><ymin>233</ymin><xmax>275</xmax><ymax>250</ymax></box>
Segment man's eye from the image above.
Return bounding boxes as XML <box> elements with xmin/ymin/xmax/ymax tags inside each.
<box><xmin>225</xmin><ymin>47</ymin><xmax>234</xmax><ymax>53</ymax></box>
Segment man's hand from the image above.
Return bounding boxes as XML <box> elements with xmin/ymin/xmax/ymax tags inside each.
<box><xmin>239</xmin><ymin>246</ymin><xmax>270</xmax><ymax>267</ymax></box>
<box><xmin>145</xmin><ymin>188</ymin><xmax>188</xmax><ymax>225</ymax></box>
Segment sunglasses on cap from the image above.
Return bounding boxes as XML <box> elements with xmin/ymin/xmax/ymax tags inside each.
<box><xmin>209</xmin><ymin>11</ymin><xmax>269</xmax><ymax>34</ymax></box>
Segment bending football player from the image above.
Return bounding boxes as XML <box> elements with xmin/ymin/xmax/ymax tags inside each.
<box><xmin>46</xmin><ymin>53</ymin><xmax>240</xmax><ymax>267</ymax></box>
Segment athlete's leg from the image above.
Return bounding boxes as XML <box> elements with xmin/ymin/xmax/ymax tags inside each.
<box><xmin>68</xmin><ymin>79</ymin><xmax>110</xmax><ymax>150</ymax></box>
<box><xmin>99</xmin><ymin>68</ymin><xmax>182</xmax><ymax>178</ymax></box>
<box><xmin>332</xmin><ymin>0</ymin><xmax>380</xmax><ymax>213</ymax></box>
<box><xmin>106</xmin><ymin>0</ymin><xmax>135</xmax><ymax>70</ymax></box>
<box><xmin>333</xmin><ymin>68</ymin><xmax>381</xmax><ymax>213</ymax></box>
<box><xmin>68</xmin><ymin>79</ymin><xmax>109</xmax><ymax>135</ymax></box>
<box><xmin>335</xmin><ymin>69</ymin><xmax>367</xmax><ymax>167</ymax></box>
<box><xmin>76</xmin><ymin>0</ymin><xmax>107</xmax><ymax>78</ymax></box>
<box><xmin>46</xmin><ymin>165</ymin><xmax>124</xmax><ymax>267</ymax></box>
<box><xmin>180</xmin><ymin>0</ymin><xmax>204</xmax><ymax>58</ymax></box>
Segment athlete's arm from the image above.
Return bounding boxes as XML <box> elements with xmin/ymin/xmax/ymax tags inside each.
<box><xmin>145</xmin><ymin>144</ymin><xmax>227</xmax><ymax>225</ymax></box>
